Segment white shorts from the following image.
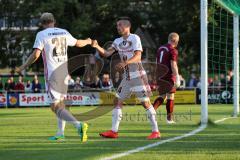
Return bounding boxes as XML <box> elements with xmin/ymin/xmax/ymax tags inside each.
<box><xmin>116</xmin><ymin>76</ymin><xmax>152</xmax><ymax>102</ymax></box>
<box><xmin>46</xmin><ymin>78</ymin><xmax>68</xmax><ymax>103</ymax></box>
<box><xmin>47</xmin><ymin>87</ymin><xmax>67</xmax><ymax>103</ymax></box>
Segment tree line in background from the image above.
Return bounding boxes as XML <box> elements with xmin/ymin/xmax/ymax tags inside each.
<box><xmin>0</xmin><ymin>0</ymin><xmax>200</xmax><ymax>77</ymax></box>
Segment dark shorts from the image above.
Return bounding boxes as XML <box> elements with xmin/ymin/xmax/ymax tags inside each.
<box><xmin>157</xmin><ymin>77</ymin><xmax>176</xmax><ymax>95</ymax></box>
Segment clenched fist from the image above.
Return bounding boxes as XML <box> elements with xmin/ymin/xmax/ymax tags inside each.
<box><xmin>91</xmin><ymin>40</ymin><xmax>99</xmax><ymax>48</ymax></box>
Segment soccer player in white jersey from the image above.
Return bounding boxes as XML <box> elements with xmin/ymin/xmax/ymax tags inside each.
<box><xmin>92</xmin><ymin>17</ymin><xmax>160</xmax><ymax>139</ymax></box>
<box><xmin>16</xmin><ymin>13</ymin><xmax>92</xmax><ymax>142</ymax></box>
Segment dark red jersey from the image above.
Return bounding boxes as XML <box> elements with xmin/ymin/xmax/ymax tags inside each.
<box><xmin>156</xmin><ymin>43</ymin><xmax>178</xmax><ymax>80</ymax></box>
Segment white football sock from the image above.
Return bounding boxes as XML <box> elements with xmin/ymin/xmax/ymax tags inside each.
<box><xmin>56</xmin><ymin>108</ymin><xmax>81</xmax><ymax>129</ymax></box>
<box><xmin>146</xmin><ymin>105</ymin><xmax>159</xmax><ymax>132</ymax></box>
<box><xmin>111</xmin><ymin>107</ymin><xmax>122</xmax><ymax>132</ymax></box>
<box><xmin>56</xmin><ymin>118</ymin><xmax>66</xmax><ymax>136</ymax></box>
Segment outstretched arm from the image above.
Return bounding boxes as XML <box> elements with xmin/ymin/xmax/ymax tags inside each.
<box><xmin>91</xmin><ymin>40</ymin><xmax>115</xmax><ymax>57</ymax></box>
<box><xmin>75</xmin><ymin>38</ymin><xmax>92</xmax><ymax>48</ymax></box>
<box><xmin>15</xmin><ymin>49</ymin><xmax>41</xmax><ymax>73</ymax></box>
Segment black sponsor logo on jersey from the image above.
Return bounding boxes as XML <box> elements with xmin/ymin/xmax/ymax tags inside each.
<box><xmin>118</xmin><ymin>87</ymin><xmax>122</xmax><ymax>93</ymax></box>
<box><xmin>119</xmin><ymin>40</ymin><xmax>132</xmax><ymax>50</ymax></box>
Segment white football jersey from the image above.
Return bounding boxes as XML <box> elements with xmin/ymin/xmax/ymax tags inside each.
<box><xmin>33</xmin><ymin>27</ymin><xmax>77</xmax><ymax>80</ymax></box>
<box><xmin>112</xmin><ymin>34</ymin><xmax>146</xmax><ymax>80</ymax></box>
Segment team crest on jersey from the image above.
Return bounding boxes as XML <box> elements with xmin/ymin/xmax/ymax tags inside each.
<box><xmin>119</xmin><ymin>40</ymin><xmax>132</xmax><ymax>50</ymax></box>
<box><xmin>117</xmin><ymin>87</ymin><xmax>122</xmax><ymax>93</ymax></box>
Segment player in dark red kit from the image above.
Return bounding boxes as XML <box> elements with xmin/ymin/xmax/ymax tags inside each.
<box><xmin>154</xmin><ymin>32</ymin><xmax>180</xmax><ymax>124</ymax></box>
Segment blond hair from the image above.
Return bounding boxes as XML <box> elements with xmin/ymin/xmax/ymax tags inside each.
<box><xmin>168</xmin><ymin>32</ymin><xmax>179</xmax><ymax>44</ymax></box>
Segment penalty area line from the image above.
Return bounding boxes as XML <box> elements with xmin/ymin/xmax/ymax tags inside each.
<box><xmin>100</xmin><ymin>124</ymin><xmax>207</xmax><ymax>160</ymax></box>
<box><xmin>100</xmin><ymin>116</ymin><xmax>237</xmax><ymax>160</ymax></box>
<box><xmin>214</xmin><ymin>116</ymin><xmax>237</xmax><ymax>124</ymax></box>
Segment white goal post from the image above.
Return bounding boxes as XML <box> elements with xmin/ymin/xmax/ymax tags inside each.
<box><xmin>200</xmin><ymin>0</ymin><xmax>239</xmax><ymax>124</ymax></box>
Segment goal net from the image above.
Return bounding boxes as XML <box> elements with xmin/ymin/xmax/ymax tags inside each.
<box><xmin>201</xmin><ymin>0</ymin><xmax>240</xmax><ymax>123</ymax></box>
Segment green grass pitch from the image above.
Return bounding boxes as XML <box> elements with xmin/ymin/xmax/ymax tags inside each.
<box><xmin>0</xmin><ymin>104</ymin><xmax>239</xmax><ymax>160</ymax></box>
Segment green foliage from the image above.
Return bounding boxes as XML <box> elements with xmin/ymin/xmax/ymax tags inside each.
<box><xmin>0</xmin><ymin>0</ymin><xmax>208</xmax><ymax>77</ymax></box>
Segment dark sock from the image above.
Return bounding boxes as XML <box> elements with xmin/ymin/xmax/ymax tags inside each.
<box><xmin>153</xmin><ymin>96</ymin><xmax>164</xmax><ymax>110</ymax></box>
<box><xmin>166</xmin><ymin>99</ymin><xmax>174</xmax><ymax>120</ymax></box>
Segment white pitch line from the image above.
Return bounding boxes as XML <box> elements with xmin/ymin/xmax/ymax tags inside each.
<box><xmin>100</xmin><ymin>124</ymin><xmax>207</xmax><ymax>160</ymax></box>
<box><xmin>100</xmin><ymin>116</ymin><xmax>238</xmax><ymax>160</ymax></box>
<box><xmin>214</xmin><ymin>117</ymin><xmax>237</xmax><ymax>124</ymax></box>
